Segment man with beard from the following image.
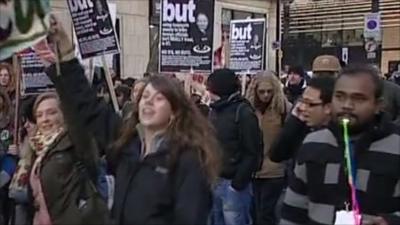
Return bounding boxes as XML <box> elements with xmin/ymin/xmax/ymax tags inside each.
<box><xmin>280</xmin><ymin>64</ymin><xmax>400</xmax><ymax>225</ymax></box>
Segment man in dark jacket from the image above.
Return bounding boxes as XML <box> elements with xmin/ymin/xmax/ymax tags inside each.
<box><xmin>284</xmin><ymin>66</ymin><xmax>307</xmax><ymax>103</ymax></box>
<box><xmin>270</xmin><ymin>76</ymin><xmax>336</xmax><ymax>162</ymax></box>
<box><xmin>207</xmin><ymin>69</ymin><xmax>261</xmax><ymax>225</ymax></box>
<box><xmin>270</xmin><ymin>76</ymin><xmax>336</xmax><ymax>222</ymax></box>
<box><xmin>280</xmin><ymin>64</ymin><xmax>400</xmax><ymax>225</ymax></box>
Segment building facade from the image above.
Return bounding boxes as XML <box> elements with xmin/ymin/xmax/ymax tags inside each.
<box><xmin>283</xmin><ymin>0</ymin><xmax>400</xmax><ymax>74</ymax></box>
<box><xmin>52</xmin><ymin>0</ymin><xmax>279</xmax><ymax>78</ymax></box>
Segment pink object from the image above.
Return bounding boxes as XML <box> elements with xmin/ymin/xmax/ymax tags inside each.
<box><xmin>349</xmin><ymin>183</ymin><xmax>361</xmax><ymax>225</ymax></box>
<box><xmin>30</xmin><ymin>153</ymin><xmax>52</xmax><ymax>225</ymax></box>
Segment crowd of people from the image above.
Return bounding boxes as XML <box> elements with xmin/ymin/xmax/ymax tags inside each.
<box><xmin>0</xmin><ymin>15</ymin><xmax>399</xmax><ymax>225</ymax></box>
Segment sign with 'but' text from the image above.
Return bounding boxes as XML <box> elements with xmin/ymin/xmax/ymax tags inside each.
<box><xmin>229</xmin><ymin>18</ymin><xmax>266</xmax><ymax>74</ymax></box>
<box><xmin>159</xmin><ymin>0</ymin><xmax>215</xmax><ymax>73</ymax></box>
<box><xmin>67</xmin><ymin>0</ymin><xmax>120</xmax><ymax>59</ymax></box>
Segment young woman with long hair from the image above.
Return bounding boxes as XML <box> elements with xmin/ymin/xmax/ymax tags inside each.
<box><xmin>245</xmin><ymin>71</ymin><xmax>291</xmax><ymax>225</ymax></box>
<box><xmin>0</xmin><ymin>62</ymin><xmax>15</xmax><ymax>97</ymax></box>
<box><xmin>41</xmin><ymin>15</ymin><xmax>221</xmax><ymax>225</ymax></box>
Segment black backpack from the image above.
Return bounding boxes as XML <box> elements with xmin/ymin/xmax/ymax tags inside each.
<box><xmin>234</xmin><ymin>102</ymin><xmax>264</xmax><ymax>172</ymax></box>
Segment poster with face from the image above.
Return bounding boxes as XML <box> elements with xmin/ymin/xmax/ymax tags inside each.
<box><xmin>67</xmin><ymin>0</ymin><xmax>120</xmax><ymax>59</ymax></box>
<box><xmin>229</xmin><ymin>18</ymin><xmax>266</xmax><ymax>74</ymax></box>
<box><xmin>159</xmin><ymin>0</ymin><xmax>214</xmax><ymax>73</ymax></box>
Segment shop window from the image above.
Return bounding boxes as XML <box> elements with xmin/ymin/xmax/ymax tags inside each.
<box><xmin>150</xmin><ymin>0</ymin><xmax>161</xmax><ymax>25</ymax></box>
<box><xmin>222</xmin><ymin>9</ymin><xmax>232</xmax><ymax>33</ymax></box>
<box><xmin>233</xmin><ymin>10</ymin><xmax>253</xmax><ymax>20</ymax></box>
<box><xmin>343</xmin><ymin>29</ymin><xmax>363</xmax><ymax>46</ymax></box>
<box><xmin>221</xmin><ymin>8</ymin><xmax>267</xmax><ymax>35</ymax></box>
<box><xmin>253</xmin><ymin>13</ymin><xmax>265</xmax><ymax>19</ymax></box>
<box><xmin>322</xmin><ymin>31</ymin><xmax>341</xmax><ymax>47</ymax></box>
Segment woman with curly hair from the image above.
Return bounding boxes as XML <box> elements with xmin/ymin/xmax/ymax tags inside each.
<box><xmin>0</xmin><ymin>63</ymin><xmax>16</xmax><ymax>100</ymax></box>
<box><xmin>245</xmin><ymin>71</ymin><xmax>291</xmax><ymax>225</ymax></box>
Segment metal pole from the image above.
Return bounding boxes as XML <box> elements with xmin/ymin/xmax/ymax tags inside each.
<box><xmin>371</xmin><ymin>0</ymin><xmax>379</xmax><ymax>13</ymax></box>
<box><xmin>275</xmin><ymin>0</ymin><xmax>281</xmax><ymax>74</ymax></box>
<box><xmin>12</xmin><ymin>55</ymin><xmax>20</xmax><ymax>147</ymax></box>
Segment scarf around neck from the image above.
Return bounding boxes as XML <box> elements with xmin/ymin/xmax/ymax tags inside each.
<box><xmin>9</xmin><ymin>128</ymin><xmax>65</xmax><ymax>196</ymax></box>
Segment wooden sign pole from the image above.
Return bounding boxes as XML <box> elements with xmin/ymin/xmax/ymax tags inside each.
<box><xmin>241</xmin><ymin>73</ymin><xmax>247</xmax><ymax>96</ymax></box>
<box><xmin>12</xmin><ymin>54</ymin><xmax>21</xmax><ymax>147</ymax></box>
<box><xmin>101</xmin><ymin>55</ymin><xmax>120</xmax><ymax>113</ymax></box>
<box><xmin>185</xmin><ymin>67</ymin><xmax>194</xmax><ymax>95</ymax></box>
<box><xmin>88</xmin><ymin>58</ymin><xmax>95</xmax><ymax>86</ymax></box>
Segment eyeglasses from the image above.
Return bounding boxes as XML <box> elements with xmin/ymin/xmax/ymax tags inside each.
<box><xmin>298</xmin><ymin>98</ymin><xmax>324</xmax><ymax>108</ymax></box>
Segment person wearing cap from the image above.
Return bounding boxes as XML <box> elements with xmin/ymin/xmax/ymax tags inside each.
<box><xmin>312</xmin><ymin>55</ymin><xmax>341</xmax><ymax>77</ymax></box>
<box><xmin>285</xmin><ymin>66</ymin><xmax>307</xmax><ymax>103</ymax></box>
<box><xmin>207</xmin><ymin>69</ymin><xmax>262</xmax><ymax>225</ymax></box>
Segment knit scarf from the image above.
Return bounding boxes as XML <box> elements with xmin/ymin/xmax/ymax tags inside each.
<box><xmin>9</xmin><ymin>128</ymin><xmax>64</xmax><ymax>196</ymax></box>
<box><xmin>30</xmin><ymin>128</ymin><xmax>65</xmax><ymax>225</ymax></box>
<box><xmin>9</xmin><ymin>128</ymin><xmax>64</xmax><ymax>225</ymax></box>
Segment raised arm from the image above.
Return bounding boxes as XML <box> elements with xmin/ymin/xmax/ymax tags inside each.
<box><xmin>43</xmin><ymin>15</ymin><xmax>122</xmax><ymax>154</ymax></box>
<box><xmin>47</xmin><ymin>59</ymin><xmax>122</xmax><ymax>153</ymax></box>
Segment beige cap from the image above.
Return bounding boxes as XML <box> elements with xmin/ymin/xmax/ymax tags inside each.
<box><xmin>312</xmin><ymin>55</ymin><xmax>341</xmax><ymax>72</ymax></box>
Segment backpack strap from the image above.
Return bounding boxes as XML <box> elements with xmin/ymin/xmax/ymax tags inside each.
<box><xmin>235</xmin><ymin>102</ymin><xmax>250</xmax><ymax>124</ymax></box>
<box><xmin>281</xmin><ymin>100</ymin><xmax>291</xmax><ymax>125</ymax></box>
<box><xmin>235</xmin><ymin>102</ymin><xmax>248</xmax><ymax>152</ymax></box>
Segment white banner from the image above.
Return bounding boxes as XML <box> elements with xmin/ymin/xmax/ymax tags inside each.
<box><xmin>0</xmin><ymin>0</ymin><xmax>50</xmax><ymax>60</ymax></box>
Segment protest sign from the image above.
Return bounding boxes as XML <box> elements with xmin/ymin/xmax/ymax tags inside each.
<box><xmin>159</xmin><ymin>0</ymin><xmax>214</xmax><ymax>73</ymax></box>
<box><xmin>229</xmin><ymin>18</ymin><xmax>266</xmax><ymax>73</ymax></box>
<box><xmin>0</xmin><ymin>0</ymin><xmax>50</xmax><ymax>60</ymax></box>
<box><xmin>20</xmin><ymin>49</ymin><xmax>54</xmax><ymax>95</ymax></box>
<box><xmin>93</xmin><ymin>2</ymin><xmax>117</xmax><ymax>67</ymax></box>
<box><xmin>67</xmin><ymin>0</ymin><xmax>119</xmax><ymax>59</ymax></box>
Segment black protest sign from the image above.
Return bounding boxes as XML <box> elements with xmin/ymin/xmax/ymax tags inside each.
<box><xmin>67</xmin><ymin>0</ymin><xmax>119</xmax><ymax>59</ymax></box>
<box><xmin>20</xmin><ymin>50</ymin><xmax>54</xmax><ymax>95</ymax></box>
<box><xmin>159</xmin><ymin>0</ymin><xmax>214</xmax><ymax>73</ymax></box>
<box><xmin>229</xmin><ymin>19</ymin><xmax>266</xmax><ymax>73</ymax></box>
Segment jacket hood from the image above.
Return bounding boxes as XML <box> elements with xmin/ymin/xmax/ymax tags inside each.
<box><xmin>209</xmin><ymin>92</ymin><xmax>245</xmax><ymax>110</ymax></box>
<box><xmin>285</xmin><ymin>78</ymin><xmax>307</xmax><ymax>89</ymax></box>
<box><xmin>136</xmin><ymin>123</ymin><xmax>167</xmax><ymax>156</ymax></box>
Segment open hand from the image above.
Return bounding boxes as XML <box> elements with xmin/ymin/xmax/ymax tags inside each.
<box><xmin>36</xmin><ymin>14</ymin><xmax>74</xmax><ymax>65</ymax></box>
<box><xmin>291</xmin><ymin>101</ymin><xmax>306</xmax><ymax>122</ymax></box>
